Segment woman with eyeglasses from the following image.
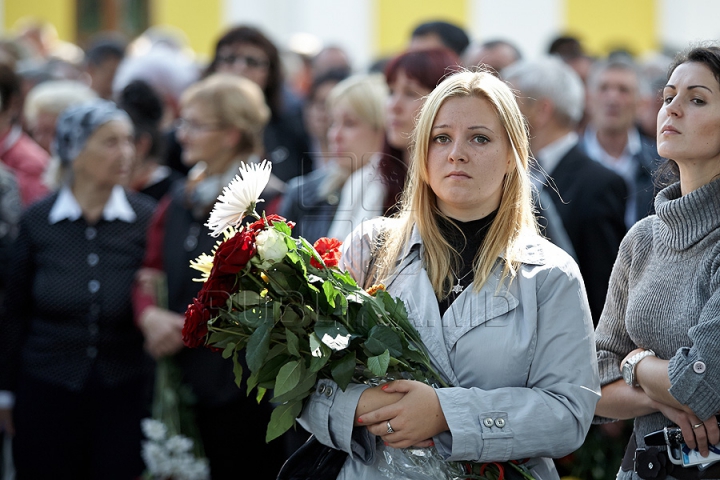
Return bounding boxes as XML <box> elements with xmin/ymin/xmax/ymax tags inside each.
<box><xmin>133</xmin><ymin>73</ymin><xmax>286</xmax><ymax>479</ymax></box>
<box><xmin>205</xmin><ymin>25</ymin><xmax>312</xmax><ymax>191</ymax></box>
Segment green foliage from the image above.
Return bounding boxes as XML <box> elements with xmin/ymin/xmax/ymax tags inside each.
<box><xmin>202</xmin><ymin>220</ymin><xmax>449</xmax><ymax>443</ymax></box>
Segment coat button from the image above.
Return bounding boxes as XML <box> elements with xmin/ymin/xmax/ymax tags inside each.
<box><xmin>495</xmin><ymin>418</ymin><xmax>506</xmax><ymax>428</ymax></box>
<box><xmin>318</xmin><ymin>385</ymin><xmax>326</xmax><ymax>394</ymax></box>
<box><xmin>325</xmin><ymin>386</ymin><xmax>333</xmax><ymax>396</ymax></box>
<box><xmin>87</xmin><ymin>346</ymin><xmax>97</xmax><ymax>358</ymax></box>
<box><xmin>88</xmin><ymin>280</ymin><xmax>100</xmax><ymax>294</ymax></box>
<box><xmin>483</xmin><ymin>417</ymin><xmax>494</xmax><ymax>428</ymax></box>
<box><xmin>693</xmin><ymin>361</ymin><xmax>706</xmax><ymax>374</ymax></box>
<box><xmin>87</xmin><ymin>253</ymin><xmax>99</xmax><ymax>266</ymax></box>
<box><xmin>85</xmin><ymin>227</ymin><xmax>97</xmax><ymax>240</ymax></box>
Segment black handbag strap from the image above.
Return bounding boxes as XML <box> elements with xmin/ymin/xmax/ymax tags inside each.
<box><xmin>277</xmin><ymin>434</ymin><xmax>347</xmax><ymax>480</ymax></box>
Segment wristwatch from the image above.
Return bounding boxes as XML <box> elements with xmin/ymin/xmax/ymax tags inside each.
<box><xmin>622</xmin><ymin>349</ymin><xmax>655</xmax><ymax>387</ymax></box>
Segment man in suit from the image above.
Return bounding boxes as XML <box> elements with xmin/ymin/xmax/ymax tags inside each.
<box><xmin>579</xmin><ymin>54</ymin><xmax>660</xmax><ymax>228</ymax></box>
<box><xmin>504</xmin><ymin>57</ymin><xmax>627</xmax><ymax>324</ymax></box>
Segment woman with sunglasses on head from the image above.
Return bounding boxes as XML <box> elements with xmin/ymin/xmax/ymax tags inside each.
<box><xmin>595</xmin><ymin>44</ymin><xmax>720</xmax><ymax>480</ymax></box>
<box><xmin>205</xmin><ymin>25</ymin><xmax>312</xmax><ymax>191</ymax></box>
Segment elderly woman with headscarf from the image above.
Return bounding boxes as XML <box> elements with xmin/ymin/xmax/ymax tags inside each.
<box><xmin>0</xmin><ymin>99</ymin><xmax>156</xmax><ymax>479</ymax></box>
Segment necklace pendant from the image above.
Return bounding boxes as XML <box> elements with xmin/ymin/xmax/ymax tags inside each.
<box><xmin>451</xmin><ymin>281</ymin><xmax>464</xmax><ymax>294</ymax></box>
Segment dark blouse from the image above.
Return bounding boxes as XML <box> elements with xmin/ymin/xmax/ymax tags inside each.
<box><xmin>0</xmin><ymin>191</ymin><xmax>156</xmax><ymax>392</ymax></box>
<box><xmin>437</xmin><ymin>211</ymin><xmax>497</xmax><ymax>316</ymax></box>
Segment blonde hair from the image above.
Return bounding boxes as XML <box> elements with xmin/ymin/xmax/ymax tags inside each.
<box><xmin>374</xmin><ymin>69</ymin><xmax>538</xmax><ymax>298</ymax></box>
<box><xmin>327</xmin><ymin>73</ymin><xmax>387</xmax><ymax>131</ymax></box>
<box><xmin>23</xmin><ymin>80</ymin><xmax>97</xmax><ymax>127</ymax></box>
<box><xmin>180</xmin><ymin>73</ymin><xmax>270</xmax><ymax>155</ymax></box>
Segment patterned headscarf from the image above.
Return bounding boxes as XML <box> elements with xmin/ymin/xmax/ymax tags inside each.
<box><xmin>53</xmin><ymin>99</ymin><xmax>131</xmax><ymax>164</ymax></box>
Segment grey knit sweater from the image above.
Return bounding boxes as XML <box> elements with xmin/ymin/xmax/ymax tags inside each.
<box><xmin>595</xmin><ymin>178</ymin><xmax>720</xmax><ymax>476</ymax></box>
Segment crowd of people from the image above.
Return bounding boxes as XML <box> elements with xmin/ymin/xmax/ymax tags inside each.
<box><xmin>0</xmin><ymin>16</ymin><xmax>717</xmax><ymax>480</ymax></box>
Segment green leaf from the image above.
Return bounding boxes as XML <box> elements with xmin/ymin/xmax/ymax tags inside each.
<box><xmin>231</xmin><ymin>290</ymin><xmax>263</xmax><ymax>307</ymax></box>
<box><xmin>273</xmin><ymin>221</ymin><xmax>292</xmax><ymax>236</ymax></box>
<box><xmin>271</xmin><ymin>370</ymin><xmax>317</xmax><ymax>404</ymax></box>
<box><xmin>308</xmin><ymin>333</ymin><xmax>331</xmax><ymax>372</ymax></box>
<box><xmin>274</xmin><ymin>360</ymin><xmax>304</xmax><ymax>398</ymax></box>
<box><xmin>364</xmin><ymin>325</ymin><xmax>403</xmax><ymax>357</ymax></box>
<box><xmin>330</xmin><ymin>351</ymin><xmax>356</xmax><ymax>390</ymax></box>
<box><xmin>314</xmin><ymin>319</ymin><xmax>350</xmax><ymax>341</ymax></box>
<box><xmin>235</xmin><ymin>306</ymin><xmax>270</xmax><ymax>329</ymax></box>
<box><xmin>367</xmin><ymin>350</ymin><xmax>390</xmax><ymax>377</ymax></box>
<box><xmin>286</xmin><ymin>328</ymin><xmax>301</xmax><ymax>357</ymax></box>
<box><xmin>221</xmin><ymin>342</ymin><xmax>236</xmax><ymax>359</ymax></box>
<box><xmin>207</xmin><ymin>331</ymin><xmax>236</xmax><ymax>349</ymax></box>
<box><xmin>266</xmin><ymin>400</ymin><xmax>304</xmax><ymax>442</ymax></box>
<box><xmin>245</xmin><ymin>320</ymin><xmax>272</xmax><ymax>373</ymax></box>
<box><xmin>322</xmin><ymin>281</ymin><xmax>336</xmax><ymax>308</ymax></box>
<box><xmin>280</xmin><ymin>306</ymin><xmax>302</xmax><ymax>328</ymax></box>
<box><xmin>285</xmin><ymin>251</ymin><xmax>306</xmax><ymax>274</ymax></box>
<box><xmin>256</xmin><ymin>386</ymin><xmax>267</xmax><ymax>403</ymax></box>
<box><xmin>232</xmin><ymin>351</ymin><xmax>243</xmax><ymax>388</ymax></box>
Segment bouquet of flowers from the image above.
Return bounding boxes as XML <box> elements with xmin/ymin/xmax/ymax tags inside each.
<box><xmin>182</xmin><ymin>160</ymin><xmax>535</xmax><ymax>480</ymax></box>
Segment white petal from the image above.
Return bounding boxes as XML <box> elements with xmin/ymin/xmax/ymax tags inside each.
<box><xmin>205</xmin><ymin>160</ymin><xmax>272</xmax><ymax>237</ymax></box>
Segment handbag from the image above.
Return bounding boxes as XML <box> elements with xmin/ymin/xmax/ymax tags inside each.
<box><xmin>276</xmin><ymin>434</ymin><xmax>348</xmax><ymax>480</ymax></box>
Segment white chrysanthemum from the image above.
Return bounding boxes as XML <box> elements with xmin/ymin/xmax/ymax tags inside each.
<box><xmin>141</xmin><ymin>418</ymin><xmax>167</xmax><ymax>441</ymax></box>
<box><xmin>205</xmin><ymin>160</ymin><xmax>272</xmax><ymax>237</ymax></box>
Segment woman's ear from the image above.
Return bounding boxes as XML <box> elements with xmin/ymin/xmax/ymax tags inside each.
<box><xmin>223</xmin><ymin>127</ymin><xmax>243</xmax><ymax>151</ymax></box>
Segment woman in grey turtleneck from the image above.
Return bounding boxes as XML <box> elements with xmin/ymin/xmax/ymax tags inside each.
<box><xmin>595</xmin><ymin>45</ymin><xmax>720</xmax><ymax>480</ymax></box>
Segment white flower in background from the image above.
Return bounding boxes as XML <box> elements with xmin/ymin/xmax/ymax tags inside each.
<box><xmin>205</xmin><ymin>160</ymin><xmax>272</xmax><ymax>237</ymax></box>
<box><xmin>141</xmin><ymin>418</ymin><xmax>167</xmax><ymax>441</ymax></box>
<box><xmin>255</xmin><ymin>228</ymin><xmax>288</xmax><ymax>263</ymax></box>
<box><xmin>321</xmin><ymin>333</ymin><xmax>351</xmax><ymax>351</ymax></box>
<box><xmin>165</xmin><ymin>434</ymin><xmax>194</xmax><ymax>454</ymax></box>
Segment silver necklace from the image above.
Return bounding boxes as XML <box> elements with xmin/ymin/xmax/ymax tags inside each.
<box><xmin>450</xmin><ymin>268</ymin><xmax>473</xmax><ymax>294</ymax></box>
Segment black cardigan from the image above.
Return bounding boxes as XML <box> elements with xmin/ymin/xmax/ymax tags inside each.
<box><xmin>0</xmin><ymin>191</ymin><xmax>156</xmax><ymax>392</ymax></box>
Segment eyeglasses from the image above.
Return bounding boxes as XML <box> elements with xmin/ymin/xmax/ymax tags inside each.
<box><xmin>216</xmin><ymin>53</ymin><xmax>270</xmax><ymax>69</ymax></box>
<box><xmin>175</xmin><ymin>119</ymin><xmax>224</xmax><ymax>133</ymax></box>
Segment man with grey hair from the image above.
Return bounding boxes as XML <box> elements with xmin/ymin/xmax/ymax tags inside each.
<box><xmin>504</xmin><ymin>57</ymin><xmax>627</xmax><ymax>323</ymax></box>
<box><xmin>579</xmin><ymin>55</ymin><xmax>660</xmax><ymax>228</ymax></box>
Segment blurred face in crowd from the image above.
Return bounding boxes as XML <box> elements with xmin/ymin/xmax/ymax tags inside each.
<box><xmin>328</xmin><ymin>99</ymin><xmax>384</xmax><ymax>172</ymax></box>
<box><xmin>304</xmin><ymin>80</ymin><xmax>339</xmax><ymax>153</ymax></box>
<box><xmin>657</xmin><ymin>62</ymin><xmax>720</xmax><ymax>187</ymax></box>
<box><xmin>87</xmin><ymin>57</ymin><xmax>121</xmax><ymax>100</ymax></box>
<box><xmin>176</xmin><ymin>100</ymin><xmax>239</xmax><ymax>175</ymax></box>
<box><xmin>427</xmin><ymin>95</ymin><xmax>511</xmax><ymax>221</ymax></box>
<box><xmin>215</xmin><ymin>42</ymin><xmax>270</xmax><ymax>90</ymax></box>
<box><xmin>589</xmin><ymin>67</ymin><xmax>640</xmax><ymax>134</ymax></box>
<box><xmin>386</xmin><ymin>69</ymin><xmax>432</xmax><ymax>151</ymax></box>
<box><xmin>73</xmin><ymin>119</ymin><xmax>134</xmax><ymax>189</ymax></box>
<box><xmin>28</xmin><ymin>110</ymin><xmax>58</xmax><ymax>153</ymax></box>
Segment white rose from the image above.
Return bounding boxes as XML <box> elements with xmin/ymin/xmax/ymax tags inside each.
<box><xmin>255</xmin><ymin>228</ymin><xmax>288</xmax><ymax>263</ymax></box>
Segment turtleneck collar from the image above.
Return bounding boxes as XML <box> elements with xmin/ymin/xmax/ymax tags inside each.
<box><xmin>655</xmin><ymin>178</ymin><xmax>720</xmax><ymax>251</ymax></box>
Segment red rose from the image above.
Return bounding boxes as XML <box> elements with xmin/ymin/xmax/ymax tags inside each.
<box><xmin>183</xmin><ymin>298</ymin><xmax>211</xmax><ymax>348</ymax></box>
<box><xmin>247</xmin><ymin>214</ymin><xmax>295</xmax><ymax>233</ymax></box>
<box><xmin>198</xmin><ymin>273</ymin><xmax>235</xmax><ymax>310</ymax></box>
<box><xmin>213</xmin><ymin>230</ymin><xmax>257</xmax><ymax>276</ymax></box>
<box><xmin>311</xmin><ymin>237</ymin><xmax>342</xmax><ymax>269</ymax></box>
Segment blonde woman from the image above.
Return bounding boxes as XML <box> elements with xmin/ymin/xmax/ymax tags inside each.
<box><xmin>297</xmin><ymin>70</ymin><xmax>600</xmax><ymax>479</ymax></box>
<box><xmin>280</xmin><ymin>73</ymin><xmax>387</xmax><ymax>243</ymax></box>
